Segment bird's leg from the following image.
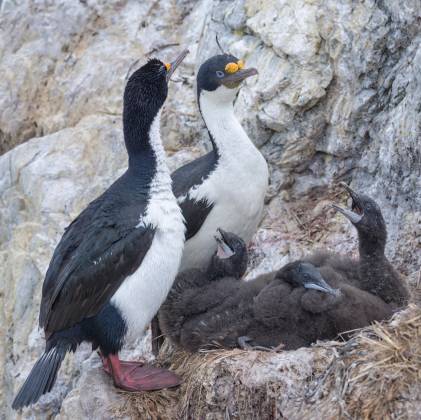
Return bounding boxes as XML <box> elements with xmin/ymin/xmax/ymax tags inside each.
<box><xmin>237</xmin><ymin>336</ymin><xmax>273</xmax><ymax>352</ymax></box>
<box><xmin>151</xmin><ymin>315</ymin><xmax>164</xmax><ymax>356</ymax></box>
<box><xmin>238</xmin><ymin>336</ymin><xmax>252</xmax><ymax>349</ymax></box>
<box><xmin>99</xmin><ymin>351</ymin><xmax>147</xmax><ymax>372</ymax></box>
<box><xmin>271</xmin><ymin>343</ymin><xmax>285</xmax><ymax>352</ymax></box>
<box><xmin>98</xmin><ymin>351</ymin><xmax>112</xmax><ymax>375</ymax></box>
<box><xmin>104</xmin><ymin>353</ymin><xmax>181</xmax><ymax>392</ymax></box>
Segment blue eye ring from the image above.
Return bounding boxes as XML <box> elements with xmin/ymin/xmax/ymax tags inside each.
<box><xmin>216</xmin><ymin>70</ymin><xmax>224</xmax><ymax>78</ymax></box>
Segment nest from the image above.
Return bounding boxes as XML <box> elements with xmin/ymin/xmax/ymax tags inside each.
<box><xmin>302</xmin><ymin>304</ymin><xmax>421</xmax><ymax>419</ymax></box>
<box><xmin>115</xmin><ymin>304</ymin><xmax>420</xmax><ymax>420</ymax></box>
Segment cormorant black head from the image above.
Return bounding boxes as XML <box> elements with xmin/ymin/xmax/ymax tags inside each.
<box><xmin>197</xmin><ymin>54</ymin><xmax>258</xmax><ymax>104</ymax></box>
<box><xmin>209</xmin><ymin>228</ymin><xmax>248</xmax><ymax>279</ymax></box>
<box><xmin>332</xmin><ymin>183</ymin><xmax>387</xmax><ymax>251</ymax></box>
<box><xmin>123</xmin><ymin>49</ymin><xmax>188</xmax><ymax>155</ymax></box>
<box><xmin>280</xmin><ymin>261</ymin><xmax>340</xmax><ymax>296</ymax></box>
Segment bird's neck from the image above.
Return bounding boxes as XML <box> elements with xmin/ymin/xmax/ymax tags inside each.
<box><xmin>199</xmin><ymin>92</ymin><xmax>258</xmax><ymax>159</ymax></box>
<box><xmin>123</xmin><ymin>99</ymin><xmax>159</xmax><ymax>160</ymax></box>
<box><xmin>206</xmin><ymin>256</ymin><xmax>229</xmax><ymax>281</ymax></box>
<box><xmin>358</xmin><ymin>231</ymin><xmax>386</xmax><ymax>263</ymax></box>
<box><xmin>357</xmin><ymin>231</ymin><xmax>392</xmax><ymax>298</ymax></box>
<box><xmin>358</xmin><ymin>242</ymin><xmax>387</xmax><ymax>281</ymax></box>
<box><xmin>124</xmin><ymin>109</ymin><xmax>170</xmax><ymax>185</ymax></box>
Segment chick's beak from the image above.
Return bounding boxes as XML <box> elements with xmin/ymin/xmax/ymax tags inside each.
<box><xmin>339</xmin><ymin>182</ymin><xmax>360</xmax><ymax>203</ymax></box>
<box><xmin>301</xmin><ymin>264</ymin><xmax>340</xmax><ymax>296</ymax></box>
<box><xmin>304</xmin><ymin>277</ymin><xmax>341</xmax><ymax>297</ymax></box>
<box><xmin>165</xmin><ymin>49</ymin><xmax>189</xmax><ymax>82</ymax></box>
<box><xmin>331</xmin><ymin>182</ymin><xmax>363</xmax><ymax>224</ymax></box>
<box><xmin>214</xmin><ymin>228</ymin><xmax>234</xmax><ymax>259</ymax></box>
<box><xmin>331</xmin><ymin>204</ymin><xmax>363</xmax><ymax>224</ymax></box>
<box><xmin>220</xmin><ymin>67</ymin><xmax>258</xmax><ymax>88</ymax></box>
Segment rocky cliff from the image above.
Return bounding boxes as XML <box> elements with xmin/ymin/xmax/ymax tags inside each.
<box><xmin>0</xmin><ymin>0</ymin><xmax>419</xmax><ymax>418</ymax></box>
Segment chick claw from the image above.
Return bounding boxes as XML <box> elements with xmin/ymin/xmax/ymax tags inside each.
<box><xmin>237</xmin><ymin>336</ymin><xmax>274</xmax><ymax>352</ymax></box>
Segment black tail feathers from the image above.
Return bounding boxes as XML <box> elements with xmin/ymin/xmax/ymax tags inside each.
<box><xmin>12</xmin><ymin>340</ymin><xmax>73</xmax><ymax>410</ymax></box>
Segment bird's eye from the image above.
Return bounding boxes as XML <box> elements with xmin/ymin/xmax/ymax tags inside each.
<box><xmin>216</xmin><ymin>70</ymin><xmax>224</xmax><ymax>78</ymax></box>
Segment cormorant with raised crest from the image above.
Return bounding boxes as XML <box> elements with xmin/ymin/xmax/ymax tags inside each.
<box><xmin>152</xmin><ymin>46</ymin><xmax>269</xmax><ymax>353</ymax></box>
<box><xmin>13</xmin><ymin>49</ymin><xmax>189</xmax><ymax>409</ymax></box>
<box><xmin>173</xmin><ymin>48</ymin><xmax>268</xmax><ymax>271</ymax></box>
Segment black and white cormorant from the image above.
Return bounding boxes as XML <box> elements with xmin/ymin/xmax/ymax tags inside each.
<box><xmin>152</xmin><ymin>52</ymin><xmax>269</xmax><ymax>353</ymax></box>
<box><xmin>172</xmin><ymin>53</ymin><xmax>269</xmax><ymax>271</ymax></box>
<box><xmin>12</xmin><ymin>49</ymin><xmax>189</xmax><ymax>409</ymax></box>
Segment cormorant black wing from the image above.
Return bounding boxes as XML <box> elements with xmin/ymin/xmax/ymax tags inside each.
<box><xmin>39</xmin><ymin>183</ymin><xmax>155</xmax><ymax>334</ymax></box>
<box><xmin>171</xmin><ymin>152</ymin><xmax>217</xmax><ymax>240</ymax></box>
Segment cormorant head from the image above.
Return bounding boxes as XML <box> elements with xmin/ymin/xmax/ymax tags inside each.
<box><xmin>280</xmin><ymin>261</ymin><xmax>340</xmax><ymax>296</ymax></box>
<box><xmin>332</xmin><ymin>183</ymin><xmax>387</xmax><ymax>246</ymax></box>
<box><xmin>123</xmin><ymin>49</ymin><xmax>189</xmax><ymax>130</ymax></box>
<box><xmin>197</xmin><ymin>54</ymin><xmax>258</xmax><ymax>105</ymax></box>
<box><xmin>210</xmin><ymin>228</ymin><xmax>248</xmax><ymax>279</ymax></box>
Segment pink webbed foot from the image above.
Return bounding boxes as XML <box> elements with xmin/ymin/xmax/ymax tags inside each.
<box><xmin>99</xmin><ymin>352</ymin><xmax>144</xmax><ymax>376</ymax></box>
<box><xmin>101</xmin><ymin>353</ymin><xmax>181</xmax><ymax>392</ymax></box>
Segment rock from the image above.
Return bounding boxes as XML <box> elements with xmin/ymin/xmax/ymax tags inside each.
<box><xmin>0</xmin><ymin>0</ymin><xmax>202</xmax><ymax>154</ymax></box>
<box><xmin>0</xmin><ymin>0</ymin><xmax>420</xmax><ymax>418</ymax></box>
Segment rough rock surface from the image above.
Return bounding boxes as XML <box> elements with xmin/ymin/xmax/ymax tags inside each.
<box><xmin>0</xmin><ymin>0</ymin><xmax>419</xmax><ymax>418</ymax></box>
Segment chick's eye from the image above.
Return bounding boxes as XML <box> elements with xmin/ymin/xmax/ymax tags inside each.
<box><xmin>216</xmin><ymin>70</ymin><xmax>224</xmax><ymax>78</ymax></box>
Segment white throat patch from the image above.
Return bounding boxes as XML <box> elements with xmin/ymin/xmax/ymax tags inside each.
<box><xmin>201</xmin><ymin>85</ymin><xmax>239</xmax><ymax>105</ymax></box>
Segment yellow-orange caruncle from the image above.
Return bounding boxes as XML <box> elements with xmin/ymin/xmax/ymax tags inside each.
<box><xmin>225</xmin><ymin>62</ymin><xmax>239</xmax><ymax>74</ymax></box>
<box><xmin>165</xmin><ymin>63</ymin><xmax>171</xmax><ymax>71</ymax></box>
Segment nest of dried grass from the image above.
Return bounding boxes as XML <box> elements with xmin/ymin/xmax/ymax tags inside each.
<box><xmin>116</xmin><ymin>304</ymin><xmax>420</xmax><ymax>420</ymax></box>
<box><xmin>302</xmin><ymin>303</ymin><xmax>421</xmax><ymax>419</ymax></box>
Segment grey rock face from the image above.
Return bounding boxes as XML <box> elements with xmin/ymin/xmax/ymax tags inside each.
<box><xmin>0</xmin><ymin>0</ymin><xmax>419</xmax><ymax>418</ymax></box>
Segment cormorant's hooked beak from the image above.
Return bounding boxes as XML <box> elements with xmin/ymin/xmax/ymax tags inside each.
<box><xmin>214</xmin><ymin>228</ymin><xmax>235</xmax><ymax>259</ymax></box>
<box><xmin>301</xmin><ymin>264</ymin><xmax>340</xmax><ymax>296</ymax></box>
<box><xmin>220</xmin><ymin>68</ymin><xmax>258</xmax><ymax>88</ymax></box>
<box><xmin>165</xmin><ymin>49</ymin><xmax>189</xmax><ymax>82</ymax></box>
<box><xmin>304</xmin><ymin>277</ymin><xmax>341</xmax><ymax>297</ymax></box>
<box><xmin>331</xmin><ymin>182</ymin><xmax>363</xmax><ymax>224</ymax></box>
